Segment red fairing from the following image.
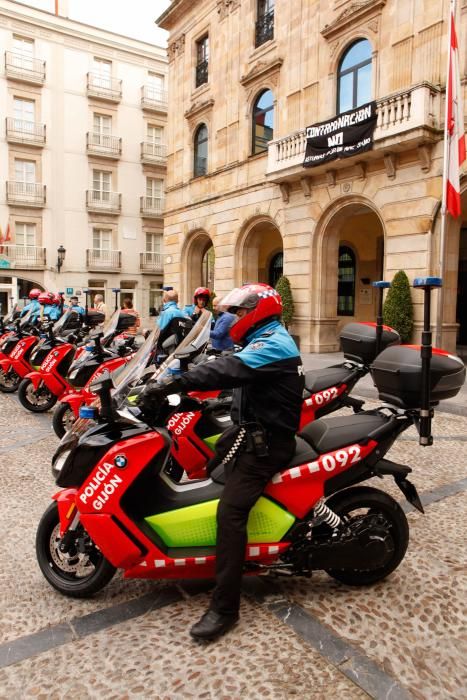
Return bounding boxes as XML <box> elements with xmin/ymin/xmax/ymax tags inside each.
<box><xmin>53</xmin><ymin>488</ymin><xmax>78</xmax><ymax>536</ymax></box>
<box><xmin>359</xmin><ymin>321</ymin><xmax>395</xmax><ymax>333</ymax></box>
<box><xmin>7</xmin><ymin>336</ymin><xmax>39</xmax><ymax>378</ymax></box>
<box><xmin>265</xmin><ymin>440</ymin><xmax>378</xmax><ymax>518</ymax></box>
<box><xmin>299</xmin><ymin>384</ymin><xmax>347</xmax><ymax>430</ymax></box>
<box><xmin>75</xmin><ymin>432</ymin><xmax>167</xmax><ymax>570</ymax></box>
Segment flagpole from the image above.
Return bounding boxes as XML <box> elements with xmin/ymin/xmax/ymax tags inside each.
<box><xmin>436</xmin><ymin>0</ymin><xmax>456</xmax><ymax>348</ymax></box>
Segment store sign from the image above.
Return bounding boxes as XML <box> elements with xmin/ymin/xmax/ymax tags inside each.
<box><xmin>66</xmin><ymin>287</ymin><xmax>73</xmax><ymax>295</ymax></box>
<box><xmin>303</xmin><ymin>101</ymin><xmax>377</xmax><ymax>168</ymax></box>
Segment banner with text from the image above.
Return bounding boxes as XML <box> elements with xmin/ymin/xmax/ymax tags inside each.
<box><xmin>303</xmin><ymin>102</ymin><xmax>377</xmax><ymax>168</ymax></box>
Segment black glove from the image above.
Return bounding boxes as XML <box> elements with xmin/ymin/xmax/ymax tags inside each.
<box><xmin>137</xmin><ymin>375</ymin><xmax>185</xmax><ymax>414</ymax></box>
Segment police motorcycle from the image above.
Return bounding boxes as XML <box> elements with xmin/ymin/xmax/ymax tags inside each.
<box><xmin>50</xmin><ymin>310</ymin><xmax>143</xmax><ymax>437</ymax></box>
<box><xmin>36</xmin><ymin>279</ymin><xmax>465</xmax><ymax>598</ymax></box>
<box><xmin>0</xmin><ymin>310</ymin><xmax>45</xmax><ymax>392</ymax></box>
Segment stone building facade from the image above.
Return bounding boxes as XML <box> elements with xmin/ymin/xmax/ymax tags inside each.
<box><xmin>158</xmin><ymin>0</ymin><xmax>467</xmax><ymax>353</ymax></box>
<box><xmin>0</xmin><ymin>0</ymin><xmax>168</xmax><ymax>325</ymax></box>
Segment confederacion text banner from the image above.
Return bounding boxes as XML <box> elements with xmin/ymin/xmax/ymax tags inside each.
<box><xmin>303</xmin><ymin>101</ymin><xmax>377</xmax><ymax>168</ymax></box>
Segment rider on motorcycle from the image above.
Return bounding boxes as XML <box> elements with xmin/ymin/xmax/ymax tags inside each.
<box><xmin>141</xmin><ymin>283</ymin><xmax>304</xmax><ymax>641</ymax></box>
<box><xmin>183</xmin><ymin>287</ymin><xmax>211</xmax><ymax>324</ymax></box>
<box><xmin>20</xmin><ymin>288</ymin><xmax>42</xmax><ymax>323</ymax></box>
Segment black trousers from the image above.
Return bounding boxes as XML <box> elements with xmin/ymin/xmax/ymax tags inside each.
<box><xmin>210</xmin><ymin>436</ymin><xmax>295</xmax><ymax>616</ymax></box>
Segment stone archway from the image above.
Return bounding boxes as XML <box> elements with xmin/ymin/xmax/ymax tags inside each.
<box><xmin>314</xmin><ymin>197</ymin><xmax>385</xmax><ymax>338</ymax></box>
<box><xmin>182</xmin><ymin>230</ymin><xmax>214</xmax><ymax>301</ymax></box>
<box><xmin>236</xmin><ymin>217</ymin><xmax>283</xmax><ymax>287</ymax></box>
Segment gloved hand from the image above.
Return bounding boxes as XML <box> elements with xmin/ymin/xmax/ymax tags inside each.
<box><xmin>137</xmin><ymin>376</ymin><xmax>184</xmax><ymax>415</ymax></box>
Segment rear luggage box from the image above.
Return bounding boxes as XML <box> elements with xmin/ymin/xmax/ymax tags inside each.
<box><xmin>370</xmin><ymin>346</ymin><xmax>466</xmax><ymax>408</ymax></box>
<box><xmin>340</xmin><ymin>322</ymin><xmax>400</xmax><ymax>365</ymax></box>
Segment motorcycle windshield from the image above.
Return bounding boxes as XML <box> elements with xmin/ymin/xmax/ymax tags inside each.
<box><xmin>154</xmin><ymin>309</ymin><xmax>212</xmax><ymax>384</ymax></box>
<box><xmin>101</xmin><ymin>309</ymin><xmax>121</xmax><ymax>342</ymax></box>
<box><xmin>19</xmin><ymin>309</ymin><xmax>32</xmax><ymax>328</ymax></box>
<box><xmin>112</xmin><ymin>326</ymin><xmax>161</xmax><ymax>409</ymax></box>
<box><xmin>52</xmin><ymin>309</ymin><xmax>77</xmax><ymax>336</ymax></box>
<box><xmin>3</xmin><ymin>304</ymin><xmax>19</xmax><ymax>325</ymax></box>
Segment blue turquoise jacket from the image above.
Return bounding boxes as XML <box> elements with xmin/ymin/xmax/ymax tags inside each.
<box><xmin>43</xmin><ymin>305</ymin><xmax>61</xmax><ymax>321</ymax></box>
<box><xmin>157</xmin><ymin>301</ymin><xmax>188</xmax><ymax>332</ymax></box>
<box><xmin>20</xmin><ymin>299</ymin><xmax>41</xmax><ymax>322</ymax></box>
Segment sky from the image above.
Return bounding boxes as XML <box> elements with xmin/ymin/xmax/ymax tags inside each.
<box><xmin>13</xmin><ymin>0</ymin><xmax>171</xmax><ymax>45</ymax></box>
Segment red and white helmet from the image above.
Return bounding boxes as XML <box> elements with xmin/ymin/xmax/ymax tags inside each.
<box><xmin>38</xmin><ymin>291</ymin><xmax>55</xmax><ymax>305</ymax></box>
<box><xmin>29</xmin><ymin>288</ymin><xmax>41</xmax><ymax>300</ymax></box>
<box><xmin>52</xmin><ymin>294</ymin><xmax>62</xmax><ymax>306</ymax></box>
<box><xmin>220</xmin><ymin>283</ymin><xmax>282</xmax><ymax>344</ymax></box>
<box><xmin>193</xmin><ymin>287</ymin><xmax>211</xmax><ymax>303</ymax></box>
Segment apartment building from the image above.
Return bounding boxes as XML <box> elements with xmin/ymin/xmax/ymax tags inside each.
<box><xmin>158</xmin><ymin>0</ymin><xmax>466</xmax><ymax>353</ymax></box>
<box><xmin>0</xmin><ymin>0</ymin><xmax>167</xmax><ymax>324</ymax></box>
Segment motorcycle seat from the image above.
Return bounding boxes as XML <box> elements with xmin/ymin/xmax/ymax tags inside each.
<box><xmin>299</xmin><ymin>411</ymin><xmax>390</xmax><ymax>454</ymax></box>
<box><xmin>286</xmin><ymin>437</ymin><xmax>319</xmax><ymax>468</ymax></box>
<box><xmin>304</xmin><ymin>366</ymin><xmax>358</xmax><ymax>395</ymax></box>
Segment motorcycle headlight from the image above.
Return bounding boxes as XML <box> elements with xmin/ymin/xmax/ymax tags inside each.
<box><xmin>52</xmin><ymin>449</ymin><xmax>71</xmax><ymax>480</ymax></box>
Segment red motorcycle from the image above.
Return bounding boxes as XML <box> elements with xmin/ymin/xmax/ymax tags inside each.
<box><xmin>17</xmin><ymin>309</ymin><xmax>131</xmax><ymax>413</ymax></box>
<box><xmin>36</xmin><ymin>279</ymin><xmax>465</xmax><ymax>599</ymax></box>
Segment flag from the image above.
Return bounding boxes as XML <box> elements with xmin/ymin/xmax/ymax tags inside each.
<box><xmin>0</xmin><ymin>226</ymin><xmax>4</xmax><ymax>255</ymax></box>
<box><xmin>445</xmin><ymin>4</ymin><xmax>466</xmax><ymax>218</ymax></box>
<box><xmin>5</xmin><ymin>224</ymin><xmax>11</xmax><ymax>242</ymax></box>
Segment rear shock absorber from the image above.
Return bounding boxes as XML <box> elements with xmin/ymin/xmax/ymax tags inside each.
<box><xmin>311</xmin><ymin>499</ymin><xmax>342</xmax><ymax>530</ymax></box>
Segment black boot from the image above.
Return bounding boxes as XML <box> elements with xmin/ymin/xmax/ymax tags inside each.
<box><xmin>190</xmin><ymin>609</ymin><xmax>239</xmax><ymax>641</ymax></box>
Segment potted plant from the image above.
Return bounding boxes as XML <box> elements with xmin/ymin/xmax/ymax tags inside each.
<box><xmin>383</xmin><ymin>270</ymin><xmax>414</xmax><ymax>343</ymax></box>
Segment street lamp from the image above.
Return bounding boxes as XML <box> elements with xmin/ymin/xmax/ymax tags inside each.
<box><xmin>56</xmin><ymin>245</ymin><xmax>66</xmax><ymax>273</ymax></box>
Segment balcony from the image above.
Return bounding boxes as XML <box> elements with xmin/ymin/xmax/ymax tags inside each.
<box><xmin>141</xmin><ymin>85</ymin><xmax>168</xmax><ymax>112</ymax></box>
<box><xmin>6</xmin><ymin>118</ymin><xmax>46</xmax><ymax>147</ymax></box>
<box><xmin>86</xmin><ymin>190</ymin><xmax>121</xmax><ymax>214</ymax></box>
<box><xmin>6</xmin><ymin>181</ymin><xmax>46</xmax><ymax>208</ymax></box>
<box><xmin>0</xmin><ymin>245</ymin><xmax>46</xmax><ymax>270</ymax></box>
<box><xmin>140</xmin><ymin>251</ymin><xmax>163</xmax><ymax>273</ymax></box>
<box><xmin>5</xmin><ymin>52</ymin><xmax>45</xmax><ymax>85</ymax></box>
<box><xmin>266</xmin><ymin>83</ymin><xmax>442</xmax><ymax>182</ymax></box>
<box><xmin>140</xmin><ymin>196</ymin><xmax>164</xmax><ymax>218</ymax></box>
<box><xmin>86</xmin><ymin>249</ymin><xmax>122</xmax><ymax>272</ymax></box>
<box><xmin>86</xmin><ymin>132</ymin><xmax>122</xmax><ymax>159</ymax></box>
<box><xmin>86</xmin><ymin>72</ymin><xmax>122</xmax><ymax>102</ymax></box>
<box><xmin>140</xmin><ymin>141</ymin><xmax>167</xmax><ymax>166</ymax></box>
<box><xmin>255</xmin><ymin>9</ymin><xmax>274</xmax><ymax>48</ymax></box>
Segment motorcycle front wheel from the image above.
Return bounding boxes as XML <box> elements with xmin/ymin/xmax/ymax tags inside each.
<box><xmin>52</xmin><ymin>402</ymin><xmax>76</xmax><ymax>438</ymax></box>
<box><xmin>322</xmin><ymin>486</ymin><xmax>409</xmax><ymax>586</ymax></box>
<box><xmin>0</xmin><ymin>368</ymin><xmax>21</xmax><ymax>393</ymax></box>
<box><xmin>18</xmin><ymin>378</ymin><xmax>57</xmax><ymax>412</ymax></box>
<box><xmin>36</xmin><ymin>502</ymin><xmax>116</xmax><ymax>598</ymax></box>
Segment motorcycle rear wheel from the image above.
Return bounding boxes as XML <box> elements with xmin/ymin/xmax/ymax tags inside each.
<box><xmin>18</xmin><ymin>377</ymin><xmax>57</xmax><ymax>412</ymax></box>
<box><xmin>36</xmin><ymin>502</ymin><xmax>116</xmax><ymax>598</ymax></box>
<box><xmin>322</xmin><ymin>486</ymin><xmax>409</xmax><ymax>586</ymax></box>
<box><xmin>0</xmin><ymin>368</ymin><xmax>21</xmax><ymax>393</ymax></box>
<box><xmin>52</xmin><ymin>402</ymin><xmax>76</xmax><ymax>438</ymax></box>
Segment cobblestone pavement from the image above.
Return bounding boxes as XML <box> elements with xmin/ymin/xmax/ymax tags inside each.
<box><xmin>0</xmin><ymin>387</ymin><xmax>466</xmax><ymax>699</ymax></box>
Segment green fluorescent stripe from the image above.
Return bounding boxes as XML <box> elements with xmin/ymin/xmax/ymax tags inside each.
<box><xmin>145</xmin><ymin>496</ymin><xmax>295</xmax><ymax>547</ymax></box>
<box><xmin>203</xmin><ymin>433</ymin><xmax>221</xmax><ymax>451</ymax></box>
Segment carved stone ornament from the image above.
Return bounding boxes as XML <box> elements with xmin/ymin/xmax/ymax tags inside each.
<box><xmin>240</xmin><ymin>57</ymin><xmax>283</xmax><ymax>88</ymax></box>
<box><xmin>300</xmin><ymin>177</ymin><xmax>312</xmax><ymax>198</ymax></box>
<box><xmin>418</xmin><ymin>144</ymin><xmax>432</xmax><ymax>173</ymax></box>
<box><xmin>384</xmin><ymin>152</ymin><xmax>397</xmax><ymax>179</ymax></box>
<box><xmin>326</xmin><ymin>170</ymin><xmax>337</xmax><ymax>187</ymax></box>
<box><xmin>321</xmin><ymin>0</ymin><xmax>386</xmax><ymax>41</ymax></box>
<box><xmin>279</xmin><ymin>183</ymin><xmax>290</xmax><ymax>203</ymax></box>
<box><xmin>168</xmin><ymin>33</ymin><xmax>185</xmax><ymax>62</ymax></box>
<box><xmin>217</xmin><ymin>0</ymin><xmax>240</xmax><ymax>19</ymax></box>
<box><xmin>185</xmin><ymin>98</ymin><xmax>215</xmax><ymax>123</ymax></box>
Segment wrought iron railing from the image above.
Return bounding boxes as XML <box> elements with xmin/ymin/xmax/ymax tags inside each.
<box><xmin>1</xmin><ymin>245</ymin><xmax>46</xmax><ymax>268</ymax></box>
<box><xmin>86</xmin><ymin>72</ymin><xmax>122</xmax><ymax>101</ymax></box>
<box><xmin>140</xmin><ymin>252</ymin><xmax>163</xmax><ymax>271</ymax></box>
<box><xmin>6</xmin><ymin>118</ymin><xmax>46</xmax><ymax>145</ymax></box>
<box><xmin>86</xmin><ymin>249</ymin><xmax>122</xmax><ymax>270</ymax></box>
<box><xmin>5</xmin><ymin>52</ymin><xmax>46</xmax><ymax>83</ymax></box>
<box><xmin>255</xmin><ymin>9</ymin><xmax>274</xmax><ymax>47</ymax></box>
<box><xmin>141</xmin><ymin>85</ymin><xmax>168</xmax><ymax>110</ymax></box>
<box><xmin>6</xmin><ymin>181</ymin><xmax>46</xmax><ymax>206</ymax></box>
<box><xmin>195</xmin><ymin>60</ymin><xmax>209</xmax><ymax>88</ymax></box>
<box><xmin>141</xmin><ymin>142</ymin><xmax>167</xmax><ymax>163</ymax></box>
<box><xmin>86</xmin><ymin>190</ymin><xmax>122</xmax><ymax>213</ymax></box>
<box><xmin>86</xmin><ymin>132</ymin><xmax>122</xmax><ymax>157</ymax></box>
<box><xmin>140</xmin><ymin>196</ymin><xmax>165</xmax><ymax>216</ymax></box>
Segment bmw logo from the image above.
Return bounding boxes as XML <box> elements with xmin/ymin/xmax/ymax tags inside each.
<box><xmin>114</xmin><ymin>455</ymin><xmax>127</xmax><ymax>469</ymax></box>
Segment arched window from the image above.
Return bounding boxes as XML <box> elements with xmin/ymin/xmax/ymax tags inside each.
<box><xmin>268</xmin><ymin>251</ymin><xmax>283</xmax><ymax>287</ymax></box>
<box><xmin>252</xmin><ymin>89</ymin><xmax>274</xmax><ymax>155</ymax></box>
<box><xmin>193</xmin><ymin>124</ymin><xmax>208</xmax><ymax>177</ymax></box>
<box><xmin>337</xmin><ymin>39</ymin><xmax>372</xmax><ymax>114</ymax></box>
<box><xmin>337</xmin><ymin>246</ymin><xmax>356</xmax><ymax>316</ymax></box>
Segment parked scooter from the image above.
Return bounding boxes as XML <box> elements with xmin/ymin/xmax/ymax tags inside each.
<box><xmin>0</xmin><ymin>312</ymin><xmax>41</xmax><ymax>392</ymax></box>
<box><xmin>36</xmin><ymin>279</ymin><xmax>465</xmax><ymax>598</ymax></box>
<box><xmin>18</xmin><ymin>309</ymin><xmax>134</xmax><ymax>413</ymax></box>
